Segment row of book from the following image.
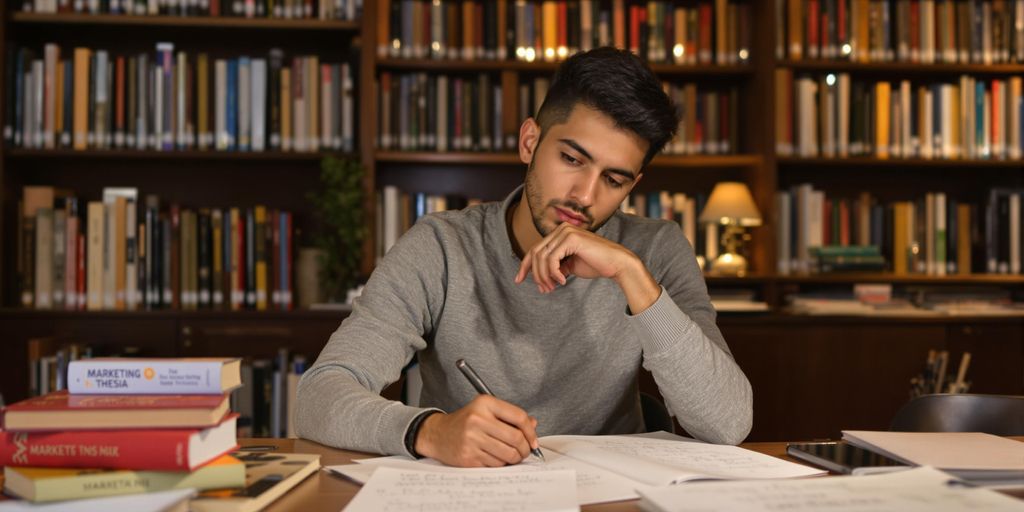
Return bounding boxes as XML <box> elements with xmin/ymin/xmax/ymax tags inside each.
<box><xmin>775</xmin><ymin>185</ymin><xmax>1024</xmax><ymax>275</ymax></box>
<box><xmin>18</xmin><ymin>185</ymin><xmax>296</xmax><ymax>311</ymax></box>
<box><xmin>776</xmin><ymin>0</ymin><xmax>1024</xmax><ymax>63</ymax></box>
<box><xmin>378</xmin><ymin>71</ymin><xmax>740</xmax><ymax>154</ymax></box>
<box><xmin>1</xmin><ymin>357</ymin><xmax>319</xmax><ymax>508</ymax></box>
<box><xmin>5</xmin><ymin>43</ymin><xmax>355</xmax><ymax>153</ymax></box>
<box><xmin>375</xmin><ymin>185</ymin><xmax>723</xmax><ymax>268</ymax></box>
<box><xmin>376</xmin><ymin>0</ymin><xmax>752</xmax><ymax>65</ymax></box>
<box><xmin>22</xmin><ymin>0</ymin><xmax>362</xmax><ymax>19</ymax></box>
<box><xmin>776</xmin><ymin>71</ymin><xmax>1024</xmax><ymax>160</ymax></box>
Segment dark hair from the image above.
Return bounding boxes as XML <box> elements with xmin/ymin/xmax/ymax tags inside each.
<box><xmin>535</xmin><ymin>47</ymin><xmax>679</xmax><ymax>167</ymax></box>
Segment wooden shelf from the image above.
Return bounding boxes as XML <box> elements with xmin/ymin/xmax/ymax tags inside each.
<box><xmin>0</xmin><ymin>308</ymin><xmax>350</xmax><ymax>319</ymax></box>
<box><xmin>10</xmin><ymin>12</ymin><xmax>360</xmax><ymax>30</ymax></box>
<box><xmin>780</xmin><ymin>60</ymin><xmax>1024</xmax><ymax>75</ymax></box>
<box><xmin>777</xmin><ymin>156</ymin><xmax>1024</xmax><ymax>169</ymax></box>
<box><xmin>5</xmin><ymin>148</ymin><xmax>356</xmax><ymax>162</ymax></box>
<box><xmin>705</xmin><ymin>273</ymin><xmax>1024</xmax><ymax>285</ymax></box>
<box><xmin>377</xmin><ymin>58</ymin><xmax>753</xmax><ymax>76</ymax></box>
<box><xmin>376</xmin><ymin>151</ymin><xmax>761</xmax><ymax>168</ymax></box>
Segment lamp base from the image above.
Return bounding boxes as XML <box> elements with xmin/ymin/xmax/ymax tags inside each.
<box><xmin>709</xmin><ymin>252</ymin><xmax>748</xmax><ymax>276</ymax></box>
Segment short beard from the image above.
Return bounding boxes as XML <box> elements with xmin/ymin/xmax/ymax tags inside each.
<box><xmin>524</xmin><ymin>153</ymin><xmax>597</xmax><ymax>236</ymax></box>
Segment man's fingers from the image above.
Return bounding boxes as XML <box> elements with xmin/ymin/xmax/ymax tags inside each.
<box><xmin>487</xmin><ymin>399</ymin><xmax>540</xmax><ymax>450</ymax></box>
<box><xmin>515</xmin><ymin>251</ymin><xmax>533</xmax><ymax>284</ymax></box>
<box><xmin>480</xmin><ymin>419</ymin><xmax>531</xmax><ymax>460</ymax></box>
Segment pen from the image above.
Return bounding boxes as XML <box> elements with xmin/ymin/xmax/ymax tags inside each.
<box><xmin>455</xmin><ymin>358</ymin><xmax>546</xmax><ymax>462</ymax></box>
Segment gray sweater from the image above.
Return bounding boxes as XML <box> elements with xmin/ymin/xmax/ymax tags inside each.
<box><xmin>295</xmin><ymin>186</ymin><xmax>753</xmax><ymax>456</ymax></box>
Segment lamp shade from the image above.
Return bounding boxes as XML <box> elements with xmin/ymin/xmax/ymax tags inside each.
<box><xmin>698</xmin><ymin>182</ymin><xmax>762</xmax><ymax>226</ymax></box>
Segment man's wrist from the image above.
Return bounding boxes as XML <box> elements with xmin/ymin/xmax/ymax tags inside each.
<box><xmin>404</xmin><ymin>410</ymin><xmax>440</xmax><ymax>458</ymax></box>
<box><xmin>616</xmin><ymin>255</ymin><xmax>661</xmax><ymax>315</ymax></box>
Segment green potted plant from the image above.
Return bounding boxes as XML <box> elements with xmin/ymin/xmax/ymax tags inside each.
<box><xmin>303</xmin><ymin>155</ymin><xmax>367</xmax><ymax>305</ymax></box>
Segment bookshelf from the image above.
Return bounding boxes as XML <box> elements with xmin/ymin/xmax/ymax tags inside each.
<box><xmin>3</xmin><ymin>1</ymin><xmax>1023</xmax><ymax>441</ymax></box>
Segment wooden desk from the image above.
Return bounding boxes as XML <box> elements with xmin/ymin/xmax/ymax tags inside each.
<box><xmin>243</xmin><ymin>437</ymin><xmax>1024</xmax><ymax>511</ymax></box>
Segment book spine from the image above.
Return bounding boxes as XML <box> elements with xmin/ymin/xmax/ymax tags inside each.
<box><xmin>66</xmin><ymin>361</ymin><xmax>227</xmax><ymax>394</ymax></box>
<box><xmin>0</xmin><ymin>430</ymin><xmax>192</xmax><ymax>470</ymax></box>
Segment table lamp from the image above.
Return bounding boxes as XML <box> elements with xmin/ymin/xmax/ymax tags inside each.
<box><xmin>698</xmin><ymin>182</ymin><xmax>762</xmax><ymax>276</ymax></box>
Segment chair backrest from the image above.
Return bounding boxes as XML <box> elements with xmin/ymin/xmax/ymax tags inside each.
<box><xmin>640</xmin><ymin>392</ymin><xmax>675</xmax><ymax>434</ymax></box>
<box><xmin>890</xmin><ymin>394</ymin><xmax>1024</xmax><ymax>436</ymax></box>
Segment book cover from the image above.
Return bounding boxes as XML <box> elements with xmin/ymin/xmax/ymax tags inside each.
<box><xmin>2</xmin><ymin>390</ymin><xmax>231</xmax><ymax>431</ymax></box>
<box><xmin>3</xmin><ymin>453</ymin><xmax>244</xmax><ymax>503</ymax></box>
<box><xmin>0</xmin><ymin>414</ymin><xmax>238</xmax><ymax>471</ymax></box>
<box><xmin>67</xmin><ymin>357</ymin><xmax>241</xmax><ymax>394</ymax></box>
<box><xmin>191</xmin><ymin>452</ymin><xmax>319</xmax><ymax>512</ymax></box>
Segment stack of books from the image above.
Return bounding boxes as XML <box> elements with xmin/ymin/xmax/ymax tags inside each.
<box><xmin>0</xmin><ymin>358</ymin><xmax>244</xmax><ymax>506</ymax></box>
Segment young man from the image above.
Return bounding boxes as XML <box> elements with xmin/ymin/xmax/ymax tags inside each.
<box><xmin>295</xmin><ymin>47</ymin><xmax>752</xmax><ymax>468</ymax></box>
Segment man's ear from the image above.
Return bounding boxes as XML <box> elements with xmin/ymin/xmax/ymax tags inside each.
<box><xmin>518</xmin><ymin>118</ymin><xmax>540</xmax><ymax>165</ymax></box>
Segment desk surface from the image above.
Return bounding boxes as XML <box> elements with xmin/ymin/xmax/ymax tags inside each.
<box><xmin>245</xmin><ymin>437</ymin><xmax>1024</xmax><ymax>511</ymax></box>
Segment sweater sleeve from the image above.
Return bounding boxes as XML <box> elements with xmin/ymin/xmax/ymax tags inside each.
<box><xmin>626</xmin><ymin>224</ymin><xmax>753</xmax><ymax>445</ymax></box>
<box><xmin>294</xmin><ymin>220</ymin><xmax>447</xmax><ymax>456</ymax></box>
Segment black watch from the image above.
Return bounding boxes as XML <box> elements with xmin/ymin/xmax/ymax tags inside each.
<box><xmin>404</xmin><ymin>410</ymin><xmax>440</xmax><ymax>458</ymax></box>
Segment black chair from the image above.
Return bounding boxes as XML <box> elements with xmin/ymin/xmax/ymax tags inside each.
<box><xmin>641</xmin><ymin>392</ymin><xmax>675</xmax><ymax>433</ymax></box>
<box><xmin>890</xmin><ymin>394</ymin><xmax>1024</xmax><ymax>436</ymax></box>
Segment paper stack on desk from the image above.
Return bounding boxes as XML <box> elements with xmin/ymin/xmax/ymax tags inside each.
<box><xmin>842</xmin><ymin>430</ymin><xmax>1024</xmax><ymax>487</ymax></box>
<box><xmin>327</xmin><ymin>431</ymin><xmax>825</xmax><ymax>506</ymax></box>
<box><xmin>635</xmin><ymin>466</ymin><xmax>1024</xmax><ymax>512</ymax></box>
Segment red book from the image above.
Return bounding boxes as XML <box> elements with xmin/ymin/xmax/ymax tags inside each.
<box><xmin>0</xmin><ymin>414</ymin><xmax>238</xmax><ymax>471</ymax></box>
<box><xmin>698</xmin><ymin>4</ymin><xmax>712</xmax><ymax>63</ymax></box>
<box><xmin>557</xmin><ymin>0</ymin><xmax>567</xmax><ymax>53</ymax></box>
<box><xmin>837</xmin><ymin>0</ymin><xmax>847</xmax><ymax>46</ymax></box>
<box><xmin>2</xmin><ymin>391</ymin><xmax>231</xmax><ymax>432</ymax></box>
<box><xmin>808</xmin><ymin>0</ymin><xmax>820</xmax><ymax>56</ymax></box>
<box><xmin>630</xmin><ymin>5</ymin><xmax>641</xmax><ymax>54</ymax></box>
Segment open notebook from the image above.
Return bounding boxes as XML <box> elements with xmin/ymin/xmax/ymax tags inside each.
<box><xmin>327</xmin><ymin>432</ymin><xmax>825</xmax><ymax>505</ymax></box>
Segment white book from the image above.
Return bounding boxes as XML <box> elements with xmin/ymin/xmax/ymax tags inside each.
<box><xmin>32</xmin><ymin>60</ymin><xmax>44</xmax><ymax>148</ymax></box>
<box><xmin>796</xmin><ymin>78</ymin><xmax>818</xmax><ymax>157</ymax></box>
<box><xmin>251</xmin><ymin>58</ymin><xmax>267</xmax><ymax>152</ymax></box>
<box><xmin>983</xmin><ymin>2</ymin><xmax>993</xmax><ymax>64</ymax></box>
<box><xmin>135</xmin><ymin>55</ymin><xmax>149</xmax><ymax>150</ymax></box>
<box><xmin>215</xmin><ymin>59</ymin><xmax>228</xmax><ymax>150</ymax></box>
<box><xmin>382</xmin><ymin>185</ymin><xmax>400</xmax><ymax>255</ymax></box>
<box><xmin>900</xmin><ymin>80</ymin><xmax>912</xmax><ymax>157</ymax></box>
<box><xmin>795</xmin><ymin>184</ymin><xmax>813</xmax><ymax>273</ymax></box>
<box><xmin>808</xmin><ymin>190</ymin><xmax>824</xmax><ymax>256</ymax></box>
<box><xmin>982</xmin><ymin>91</ymin><xmax>992</xmax><ymax>158</ymax></box>
<box><xmin>941</xmin><ymin>84</ymin><xmax>953</xmax><ymax>158</ymax></box>
<box><xmin>67</xmin><ymin>358</ymin><xmax>241</xmax><ymax>394</ymax></box>
<box><xmin>705</xmin><ymin>222</ymin><xmax>719</xmax><ymax>264</ymax></box>
<box><xmin>921</xmin><ymin>0</ymin><xmax>935</xmax><ymax>63</ymax></box>
<box><xmin>775</xmin><ymin>192</ymin><xmax>791</xmax><ymax>276</ymax></box>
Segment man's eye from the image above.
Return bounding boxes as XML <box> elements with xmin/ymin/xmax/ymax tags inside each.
<box><xmin>561</xmin><ymin>153</ymin><xmax>580</xmax><ymax>165</ymax></box>
<box><xmin>605</xmin><ymin>175</ymin><xmax>624</xmax><ymax>188</ymax></box>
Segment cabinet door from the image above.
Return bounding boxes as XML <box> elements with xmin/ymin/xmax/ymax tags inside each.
<box><xmin>945</xmin><ymin>322</ymin><xmax>1024</xmax><ymax>395</ymax></box>
<box><xmin>722</xmin><ymin>321</ymin><xmax>947</xmax><ymax>442</ymax></box>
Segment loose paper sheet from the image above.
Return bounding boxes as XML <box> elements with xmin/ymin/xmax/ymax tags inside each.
<box><xmin>341</xmin><ymin>466</ymin><xmax>579</xmax><ymax>512</ymax></box>
<box><xmin>636</xmin><ymin>466</ymin><xmax>1024</xmax><ymax>512</ymax></box>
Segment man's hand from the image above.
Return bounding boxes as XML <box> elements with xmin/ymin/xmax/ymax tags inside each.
<box><xmin>414</xmin><ymin>395</ymin><xmax>540</xmax><ymax>467</ymax></box>
<box><xmin>514</xmin><ymin>223</ymin><xmax>661</xmax><ymax>313</ymax></box>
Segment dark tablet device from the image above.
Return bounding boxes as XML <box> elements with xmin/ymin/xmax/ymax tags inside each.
<box><xmin>786</xmin><ymin>441</ymin><xmax>910</xmax><ymax>474</ymax></box>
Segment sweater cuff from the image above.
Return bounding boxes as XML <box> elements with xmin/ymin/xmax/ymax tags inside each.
<box><xmin>627</xmin><ymin>286</ymin><xmax>700</xmax><ymax>357</ymax></box>
<box><xmin>379</xmin><ymin>403</ymin><xmax>445</xmax><ymax>458</ymax></box>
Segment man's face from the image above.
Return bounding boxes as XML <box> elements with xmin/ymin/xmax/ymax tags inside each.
<box><xmin>522</xmin><ymin>104</ymin><xmax>647</xmax><ymax>236</ymax></box>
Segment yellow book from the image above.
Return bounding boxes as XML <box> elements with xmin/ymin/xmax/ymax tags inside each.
<box><xmin>4</xmin><ymin>455</ymin><xmax>244</xmax><ymax>503</ymax></box>
<box><xmin>893</xmin><ymin>202</ymin><xmax>908</xmax><ymax>275</ymax></box>
<box><xmin>377</xmin><ymin>0</ymin><xmax>391</xmax><ymax>57</ymax></box>
<box><xmin>255</xmin><ymin>205</ymin><xmax>268</xmax><ymax>311</ymax></box>
<box><xmin>463</xmin><ymin>0</ymin><xmax>475</xmax><ymax>59</ymax></box>
<box><xmin>787</xmin><ymin>0</ymin><xmax>802</xmax><ymax>60</ymax></box>
<box><xmin>73</xmin><ymin>47</ymin><xmax>91</xmax><ymax>150</ymax></box>
<box><xmin>875</xmin><ymin>82</ymin><xmax>891</xmax><ymax>159</ymax></box>
<box><xmin>86</xmin><ymin>201</ymin><xmax>104</xmax><ymax>310</ymax></box>
<box><xmin>114</xmin><ymin>196</ymin><xmax>127</xmax><ymax>310</ymax></box>
<box><xmin>856</xmin><ymin>0</ymin><xmax>870</xmax><ymax>62</ymax></box>
<box><xmin>715</xmin><ymin>0</ymin><xmax>727</xmax><ymax>64</ymax></box>
<box><xmin>281</xmin><ymin>67</ymin><xmax>291</xmax><ymax>151</ymax></box>
<box><xmin>542</xmin><ymin>1</ymin><xmax>557</xmax><ymax>61</ymax></box>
